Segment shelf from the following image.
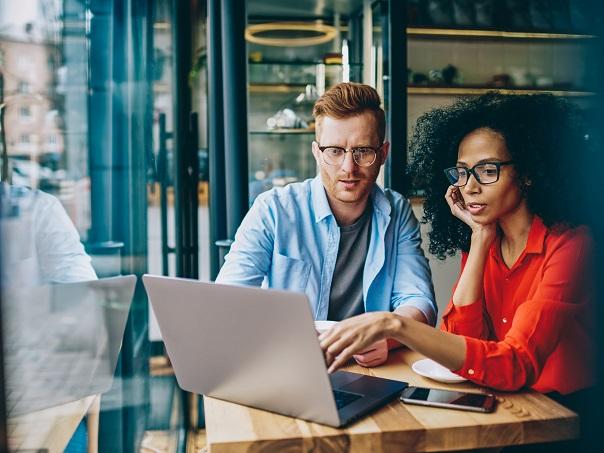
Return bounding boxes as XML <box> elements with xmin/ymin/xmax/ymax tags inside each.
<box><xmin>250</xmin><ymin>129</ymin><xmax>315</xmax><ymax>135</ymax></box>
<box><xmin>407</xmin><ymin>27</ymin><xmax>597</xmax><ymax>40</ymax></box>
<box><xmin>249</xmin><ymin>61</ymin><xmax>362</xmax><ymax>66</ymax></box>
<box><xmin>407</xmin><ymin>86</ymin><xmax>596</xmax><ymax>97</ymax></box>
<box><xmin>249</xmin><ymin>83</ymin><xmax>310</xmax><ymax>94</ymax></box>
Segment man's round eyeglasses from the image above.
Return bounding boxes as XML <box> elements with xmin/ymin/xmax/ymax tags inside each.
<box><xmin>318</xmin><ymin>144</ymin><xmax>381</xmax><ymax>167</ymax></box>
<box><xmin>444</xmin><ymin>161</ymin><xmax>514</xmax><ymax>187</ymax></box>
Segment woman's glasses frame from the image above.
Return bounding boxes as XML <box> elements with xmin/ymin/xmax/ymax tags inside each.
<box><xmin>444</xmin><ymin>161</ymin><xmax>514</xmax><ymax>187</ymax></box>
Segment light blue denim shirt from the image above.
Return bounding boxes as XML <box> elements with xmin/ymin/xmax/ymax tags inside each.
<box><xmin>216</xmin><ymin>176</ymin><xmax>437</xmax><ymax>325</ymax></box>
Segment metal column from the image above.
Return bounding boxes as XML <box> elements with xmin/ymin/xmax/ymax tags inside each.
<box><xmin>88</xmin><ymin>0</ymin><xmax>114</xmax><ymax>246</ymax></box>
<box><xmin>386</xmin><ymin>0</ymin><xmax>407</xmax><ymax>195</ymax></box>
<box><xmin>221</xmin><ymin>0</ymin><xmax>249</xmax><ymax>240</ymax></box>
<box><xmin>207</xmin><ymin>0</ymin><xmax>227</xmax><ymax>279</ymax></box>
<box><xmin>172</xmin><ymin>0</ymin><xmax>199</xmax><ymax>279</ymax></box>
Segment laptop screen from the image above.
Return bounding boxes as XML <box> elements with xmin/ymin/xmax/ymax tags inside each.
<box><xmin>2</xmin><ymin>276</ymin><xmax>135</xmax><ymax>416</ymax></box>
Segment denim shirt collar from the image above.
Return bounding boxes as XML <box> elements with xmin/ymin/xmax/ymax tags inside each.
<box><xmin>310</xmin><ymin>176</ymin><xmax>332</xmax><ymax>223</ymax></box>
<box><xmin>310</xmin><ymin>175</ymin><xmax>392</xmax><ymax>224</ymax></box>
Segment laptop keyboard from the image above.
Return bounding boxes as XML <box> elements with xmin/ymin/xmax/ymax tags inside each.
<box><xmin>333</xmin><ymin>390</ymin><xmax>362</xmax><ymax>409</ymax></box>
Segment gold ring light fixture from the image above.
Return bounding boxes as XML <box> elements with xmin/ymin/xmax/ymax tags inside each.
<box><xmin>245</xmin><ymin>22</ymin><xmax>337</xmax><ymax>47</ymax></box>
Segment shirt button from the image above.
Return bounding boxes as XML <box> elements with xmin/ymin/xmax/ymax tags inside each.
<box><xmin>468</xmin><ymin>369</ymin><xmax>475</xmax><ymax>375</ymax></box>
<box><xmin>502</xmin><ymin>317</ymin><xmax>508</xmax><ymax>324</ymax></box>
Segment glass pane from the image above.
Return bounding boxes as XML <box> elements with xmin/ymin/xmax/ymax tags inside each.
<box><xmin>148</xmin><ymin>0</ymin><xmax>176</xmax><ymax>278</ymax></box>
<box><xmin>246</xmin><ymin>18</ymin><xmax>362</xmax><ymax>203</ymax></box>
<box><xmin>249</xmin><ymin>132</ymin><xmax>316</xmax><ymax>205</ymax></box>
<box><xmin>145</xmin><ymin>0</ymin><xmax>209</xmax><ymax>442</ymax></box>
<box><xmin>248</xmin><ymin>84</ymin><xmax>317</xmax><ymax>204</ymax></box>
<box><xmin>191</xmin><ymin>7</ymin><xmax>211</xmax><ymax>283</ymax></box>
<box><xmin>0</xmin><ymin>0</ymin><xmax>170</xmax><ymax>451</ymax></box>
<box><xmin>249</xmin><ymin>62</ymin><xmax>320</xmax><ymax>85</ymax></box>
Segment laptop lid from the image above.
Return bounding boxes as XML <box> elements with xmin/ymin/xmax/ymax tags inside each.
<box><xmin>143</xmin><ymin>274</ymin><xmax>341</xmax><ymax>426</ymax></box>
<box><xmin>3</xmin><ymin>275</ymin><xmax>136</xmax><ymax>416</ymax></box>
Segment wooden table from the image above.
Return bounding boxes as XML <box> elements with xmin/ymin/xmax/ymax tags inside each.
<box><xmin>7</xmin><ymin>394</ymin><xmax>100</xmax><ymax>453</ymax></box>
<box><xmin>204</xmin><ymin>349</ymin><xmax>579</xmax><ymax>452</ymax></box>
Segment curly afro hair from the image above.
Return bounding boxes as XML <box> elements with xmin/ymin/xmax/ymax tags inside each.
<box><xmin>408</xmin><ymin>93</ymin><xmax>594</xmax><ymax>260</ymax></box>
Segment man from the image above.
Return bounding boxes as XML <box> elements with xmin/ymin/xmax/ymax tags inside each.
<box><xmin>217</xmin><ymin>82</ymin><xmax>435</xmax><ymax>367</ymax></box>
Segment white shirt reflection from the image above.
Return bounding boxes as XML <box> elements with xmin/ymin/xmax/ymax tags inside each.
<box><xmin>1</xmin><ymin>183</ymin><xmax>97</xmax><ymax>287</ymax></box>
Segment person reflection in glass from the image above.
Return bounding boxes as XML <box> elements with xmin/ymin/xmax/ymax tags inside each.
<box><xmin>1</xmin><ymin>181</ymin><xmax>97</xmax><ymax>286</ymax></box>
<box><xmin>1</xmin><ymin>180</ymin><xmax>97</xmax><ymax>452</ymax></box>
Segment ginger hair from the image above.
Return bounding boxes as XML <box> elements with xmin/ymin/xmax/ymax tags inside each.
<box><xmin>312</xmin><ymin>82</ymin><xmax>386</xmax><ymax>143</ymax></box>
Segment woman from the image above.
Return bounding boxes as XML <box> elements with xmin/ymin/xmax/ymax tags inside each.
<box><xmin>319</xmin><ymin>93</ymin><xmax>595</xmax><ymax>448</ymax></box>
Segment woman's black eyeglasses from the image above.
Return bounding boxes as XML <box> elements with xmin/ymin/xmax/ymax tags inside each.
<box><xmin>444</xmin><ymin>161</ymin><xmax>514</xmax><ymax>187</ymax></box>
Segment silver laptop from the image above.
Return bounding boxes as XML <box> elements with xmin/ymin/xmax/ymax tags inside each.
<box><xmin>3</xmin><ymin>275</ymin><xmax>136</xmax><ymax>416</ymax></box>
<box><xmin>143</xmin><ymin>274</ymin><xmax>407</xmax><ymax>427</ymax></box>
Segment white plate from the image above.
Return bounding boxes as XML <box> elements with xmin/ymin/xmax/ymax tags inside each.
<box><xmin>411</xmin><ymin>358</ymin><xmax>467</xmax><ymax>384</ymax></box>
<box><xmin>314</xmin><ymin>320</ymin><xmax>338</xmax><ymax>334</ymax></box>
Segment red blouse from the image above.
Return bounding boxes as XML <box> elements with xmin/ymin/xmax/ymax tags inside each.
<box><xmin>441</xmin><ymin>216</ymin><xmax>595</xmax><ymax>394</ymax></box>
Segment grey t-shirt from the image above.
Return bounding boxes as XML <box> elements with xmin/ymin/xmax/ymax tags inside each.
<box><xmin>327</xmin><ymin>204</ymin><xmax>373</xmax><ymax>321</ymax></box>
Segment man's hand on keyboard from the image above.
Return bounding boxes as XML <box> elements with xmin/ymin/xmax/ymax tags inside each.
<box><xmin>352</xmin><ymin>339</ymin><xmax>388</xmax><ymax>368</ymax></box>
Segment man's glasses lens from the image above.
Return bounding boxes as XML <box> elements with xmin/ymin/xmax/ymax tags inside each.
<box><xmin>353</xmin><ymin>147</ymin><xmax>377</xmax><ymax>166</ymax></box>
<box><xmin>323</xmin><ymin>147</ymin><xmax>344</xmax><ymax>164</ymax></box>
<box><xmin>321</xmin><ymin>146</ymin><xmax>377</xmax><ymax>167</ymax></box>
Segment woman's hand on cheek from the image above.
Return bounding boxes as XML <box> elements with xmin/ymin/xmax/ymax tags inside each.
<box><xmin>445</xmin><ymin>185</ymin><xmax>474</xmax><ymax>226</ymax></box>
<box><xmin>445</xmin><ymin>185</ymin><xmax>496</xmax><ymax>244</ymax></box>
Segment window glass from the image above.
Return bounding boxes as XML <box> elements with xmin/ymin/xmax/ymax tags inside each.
<box><xmin>0</xmin><ymin>1</ymin><xmax>165</xmax><ymax>451</ymax></box>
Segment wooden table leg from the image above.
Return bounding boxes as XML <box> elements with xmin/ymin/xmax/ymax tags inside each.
<box><xmin>86</xmin><ymin>395</ymin><xmax>101</xmax><ymax>453</ymax></box>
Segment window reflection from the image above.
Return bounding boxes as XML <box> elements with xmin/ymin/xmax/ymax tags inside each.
<box><xmin>3</xmin><ymin>277</ymin><xmax>134</xmax><ymax>417</ymax></box>
<box><xmin>1</xmin><ymin>0</ymin><xmax>153</xmax><ymax>451</ymax></box>
<box><xmin>0</xmin><ymin>183</ymin><xmax>96</xmax><ymax>287</ymax></box>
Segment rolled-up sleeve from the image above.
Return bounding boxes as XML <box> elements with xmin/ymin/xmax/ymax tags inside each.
<box><xmin>454</xmin><ymin>298</ymin><xmax>584</xmax><ymax>390</ymax></box>
<box><xmin>35</xmin><ymin>192</ymin><xmax>97</xmax><ymax>283</ymax></box>
<box><xmin>440</xmin><ymin>253</ymin><xmax>490</xmax><ymax>339</ymax></box>
<box><xmin>441</xmin><ymin>299</ymin><xmax>488</xmax><ymax>338</ymax></box>
<box><xmin>451</xmin><ymin>233</ymin><xmax>592</xmax><ymax>391</ymax></box>
<box><xmin>391</xmin><ymin>200</ymin><xmax>437</xmax><ymax>326</ymax></box>
<box><xmin>216</xmin><ymin>194</ymin><xmax>275</xmax><ymax>286</ymax></box>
